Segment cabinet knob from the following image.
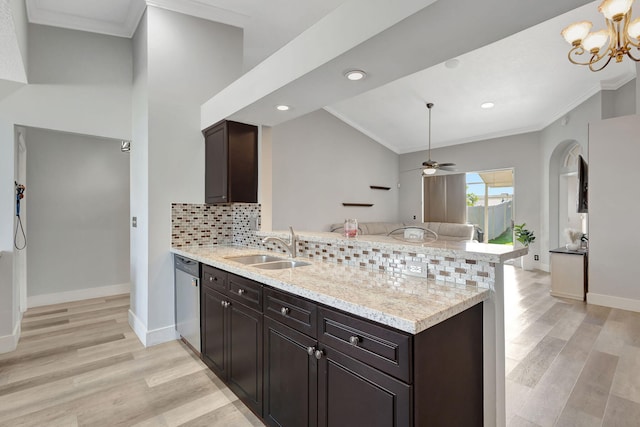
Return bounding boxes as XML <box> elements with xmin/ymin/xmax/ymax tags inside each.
<box><xmin>281</xmin><ymin>307</ymin><xmax>290</xmax><ymax>316</ymax></box>
<box><xmin>307</xmin><ymin>346</ymin><xmax>316</xmax><ymax>356</ymax></box>
<box><xmin>220</xmin><ymin>300</ymin><xmax>226</xmax><ymax>307</ymax></box>
<box><xmin>237</xmin><ymin>289</ymin><xmax>246</xmax><ymax>296</ymax></box>
<box><xmin>209</xmin><ymin>276</ymin><xmax>214</xmax><ymax>282</ymax></box>
<box><xmin>349</xmin><ymin>336</ymin><xmax>360</xmax><ymax>346</ymax></box>
<box><xmin>314</xmin><ymin>349</ymin><xmax>324</xmax><ymax>360</ymax></box>
<box><xmin>221</xmin><ymin>301</ymin><xmax>230</xmax><ymax>308</ymax></box>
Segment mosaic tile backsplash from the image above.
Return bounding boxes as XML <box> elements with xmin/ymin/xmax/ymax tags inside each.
<box><xmin>171</xmin><ymin>203</ymin><xmax>495</xmax><ymax>290</ymax></box>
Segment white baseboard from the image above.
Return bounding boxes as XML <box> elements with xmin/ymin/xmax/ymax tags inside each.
<box><xmin>587</xmin><ymin>293</ymin><xmax>640</xmax><ymax>313</ymax></box>
<box><xmin>0</xmin><ymin>315</ymin><xmax>22</xmax><ymax>354</ymax></box>
<box><xmin>128</xmin><ymin>309</ymin><xmax>178</xmax><ymax>348</ymax></box>
<box><xmin>28</xmin><ymin>283</ymin><xmax>130</xmax><ymax>308</ymax></box>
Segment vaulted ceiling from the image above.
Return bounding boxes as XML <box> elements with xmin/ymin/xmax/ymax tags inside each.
<box><xmin>20</xmin><ymin>0</ymin><xmax>637</xmax><ymax>153</ymax></box>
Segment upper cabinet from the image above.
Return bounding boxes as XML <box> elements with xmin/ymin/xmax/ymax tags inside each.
<box><xmin>204</xmin><ymin>120</ymin><xmax>258</xmax><ymax>204</ymax></box>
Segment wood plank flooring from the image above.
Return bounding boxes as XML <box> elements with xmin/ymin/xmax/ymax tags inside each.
<box><xmin>505</xmin><ymin>266</ymin><xmax>640</xmax><ymax>427</ymax></box>
<box><xmin>0</xmin><ymin>295</ymin><xmax>263</xmax><ymax>427</ymax></box>
<box><xmin>1</xmin><ymin>266</ymin><xmax>639</xmax><ymax>426</ymax></box>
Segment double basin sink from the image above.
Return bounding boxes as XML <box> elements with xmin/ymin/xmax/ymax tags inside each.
<box><xmin>225</xmin><ymin>254</ymin><xmax>310</xmax><ymax>270</ymax></box>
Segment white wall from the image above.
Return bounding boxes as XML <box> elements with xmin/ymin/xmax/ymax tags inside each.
<box><xmin>539</xmin><ymin>93</ymin><xmax>601</xmax><ymax>269</ymax></box>
<box><xmin>271</xmin><ymin>109</ymin><xmax>400</xmax><ymax>231</ymax></box>
<box><xmin>25</xmin><ymin>128</ymin><xmax>129</xmax><ymax>301</ymax></box>
<box><xmin>0</xmin><ymin>24</ymin><xmax>132</xmax><ymax>351</ymax></box>
<box><xmin>9</xmin><ymin>0</ymin><xmax>28</xmax><ymax>77</ymax></box>
<box><xmin>129</xmin><ymin>7</ymin><xmax>243</xmax><ymax>344</ymax></box>
<box><xmin>399</xmin><ymin>132</ymin><xmax>541</xmax><ymax>262</ymax></box>
<box><xmin>588</xmin><ymin>115</ymin><xmax>640</xmax><ymax>311</ymax></box>
<box><xmin>130</xmin><ymin>11</ymin><xmax>149</xmax><ymax>342</ymax></box>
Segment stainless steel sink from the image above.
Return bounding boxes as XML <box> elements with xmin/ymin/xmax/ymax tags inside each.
<box><xmin>225</xmin><ymin>254</ymin><xmax>285</xmax><ymax>264</ymax></box>
<box><xmin>254</xmin><ymin>260</ymin><xmax>311</xmax><ymax>270</ymax></box>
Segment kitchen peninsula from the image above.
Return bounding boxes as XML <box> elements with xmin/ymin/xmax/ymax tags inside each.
<box><xmin>170</xmin><ymin>204</ymin><xmax>526</xmax><ymax>426</ymax></box>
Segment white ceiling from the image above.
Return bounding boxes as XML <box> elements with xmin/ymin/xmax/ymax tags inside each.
<box><xmin>325</xmin><ymin>1</ymin><xmax>635</xmax><ymax>153</ymax></box>
<box><xmin>22</xmin><ymin>0</ymin><xmax>638</xmax><ymax>153</ymax></box>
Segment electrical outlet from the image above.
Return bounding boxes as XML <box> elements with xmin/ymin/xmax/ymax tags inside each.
<box><xmin>413</xmin><ymin>215</ymin><xmax>416</xmax><ymax>220</ymax></box>
<box><xmin>404</xmin><ymin>261</ymin><xmax>428</xmax><ymax>278</ymax></box>
<box><xmin>132</xmin><ymin>217</ymin><xmax>137</xmax><ymax>228</ymax></box>
<box><xmin>534</xmin><ymin>255</ymin><xmax>539</xmax><ymax>261</ymax></box>
<box><xmin>249</xmin><ymin>215</ymin><xmax>259</xmax><ymax>231</ymax></box>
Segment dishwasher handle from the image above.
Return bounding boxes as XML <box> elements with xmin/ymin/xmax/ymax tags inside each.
<box><xmin>191</xmin><ymin>277</ymin><xmax>199</xmax><ymax>288</ymax></box>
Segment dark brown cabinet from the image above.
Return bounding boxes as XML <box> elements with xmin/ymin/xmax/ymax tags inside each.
<box><xmin>201</xmin><ymin>263</ymin><xmax>483</xmax><ymax>426</ymax></box>
<box><xmin>203</xmin><ymin>120</ymin><xmax>258</xmax><ymax>204</ymax></box>
<box><xmin>201</xmin><ymin>265</ymin><xmax>263</xmax><ymax>416</ymax></box>
<box><xmin>317</xmin><ymin>345</ymin><xmax>411</xmax><ymax>427</ymax></box>
<box><xmin>264</xmin><ymin>317</ymin><xmax>318</xmax><ymax>427</ymax></box>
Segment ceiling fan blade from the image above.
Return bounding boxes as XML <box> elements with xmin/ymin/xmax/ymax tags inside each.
<box><xmin>438</xmin><ymin>162</ymin><xmax>456</xmax><ymax>167</ymax></box>
<box><xmin>440</xmin><ymin>166</ymin><xmax>457</xmax><ymax>171</ymax></box>
<box><xmin>422</xmin><ymin>160</ymin><xmax>437</xmax><ymax>167</ymax></box>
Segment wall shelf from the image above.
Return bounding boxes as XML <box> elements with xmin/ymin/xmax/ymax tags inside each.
<box><xmin>370</xmin><ymin>186</ymin><xmax>391</xmax><ymax>191</ymax></box>
<box><xmin>342</xmin><ymin>203</ymin><xmax>374</xmax><ymax>207</ymax></box>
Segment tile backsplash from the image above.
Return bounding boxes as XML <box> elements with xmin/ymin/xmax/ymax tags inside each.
<box><xmin>171</xmin><ymin>203</ymin><xmax>494</xmax><ymax>289</ymax></box>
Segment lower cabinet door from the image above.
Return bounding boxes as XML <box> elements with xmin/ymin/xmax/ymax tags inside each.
<box><xmin>202</xmin><ymin>287</ymin><xmax>227</xmax><ymax>378</ymax></box>
<box><xmin>264</xmin><ymin>317</ymin><xmax>318</xmax><ymax>427</ymax></box>
<box><xmin>318</xmin><ymin>345</ymin><xmax>411</xmax><ymax>427</ymax></box>
<box><xmin>227</xmin><ymin>300</ymin><xmax>263</xmax><ymax>416</ymax></box>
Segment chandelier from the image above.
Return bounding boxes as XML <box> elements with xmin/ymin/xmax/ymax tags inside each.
<box><xmin>561</xmin><ymin>0</ymin><xmax>640</xmax><ymax>71</ymax></box>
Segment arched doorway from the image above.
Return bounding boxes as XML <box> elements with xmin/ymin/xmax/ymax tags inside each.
<box><xmin>549</xmin><ymin>140</ymin><xmax>586</xmax><ymax>251</ymax></box>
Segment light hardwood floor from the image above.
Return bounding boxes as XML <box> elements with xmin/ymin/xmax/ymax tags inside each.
<box><xmin>504</xmin><ymin>265</ymin><xmax>640</xmax><ymax>427</ymax></box>
<box><xmin>1</xmin><ymin>266</ymin><xmax>639</xmax><ymax>426</ymax></box>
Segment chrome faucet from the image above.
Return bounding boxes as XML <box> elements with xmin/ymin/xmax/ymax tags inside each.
<box><xmin>262</xmin><ymin>226</ymin><xmax>298</xmax><ymax>258</ymax></box>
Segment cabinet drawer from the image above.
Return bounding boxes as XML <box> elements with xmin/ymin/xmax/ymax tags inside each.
<box><xmin>318</xmin><ymin>307</ymin><xmax>411</xmax><ymax>383</ymax></box>
<box><xmin>228</xmin><ymin>274</ymin><xmax>262</xmax><ymax>312</ymax></box>
<box><xmin>264</xmin><ymin>288</ymin><xmax>317</xmax><ymax>338</ymax></box>
<box><xmin>202</xmin><ymin>265</ymin><xmax>227</xmax><ymax>292</ymax></box>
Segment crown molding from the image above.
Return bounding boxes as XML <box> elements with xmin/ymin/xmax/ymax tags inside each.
<box><xmin>145</xmin><ymin>0</ymin><xmax>250</xmax><ymax>29</ymax></box>
<box><xmin>324</xmin><ymin>106</ymin><xmax>401</xmax><ymax>154</ymax></box>
<box><xmin>26</xmin><ymin>0</ymin><xmax>146</xmax><ymax>38</ymax></box>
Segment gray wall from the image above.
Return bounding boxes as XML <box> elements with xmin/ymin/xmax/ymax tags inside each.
<box><xmin>589</xmin><ymin>114</ymin><xmax>640</xmax><ymax>307</ymax></box>
<box><xmin>26</xmin><ymin>128</ymin><xmax>130</xmax><ymax>297</ymax></box>
<box><xmin>602</xmin><ymin>79</ymin><xmax>636</xmax><ymax>120</ymax></box>
<box><xmin>129</xmin><ymin>7</ymin><xmax>243</xmax><ymax>339</ymax></box>
<box><xmin>0</xmin><ymin>23</ymin><xmax>132</xmax><ymax>346</ymax></box>
<box><xmin>400</xmin><ymin>132</ymin><xmax>541</xmax><ymax>263</ymax></box>
<box><xmin>271</xmin><ymin>109</ymin><xmax>400</xmax><ymax>231</ymax></box>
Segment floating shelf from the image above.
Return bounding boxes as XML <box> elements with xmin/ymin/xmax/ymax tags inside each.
<box><xmin>370</xmin><ymin>185</ymin><xmax>391</xmax><ymax>191</ymax></box>
<box><xmin>342</xmin><ymin>203</ymin><xmax>374</xmax><ymax>207</ymax></box>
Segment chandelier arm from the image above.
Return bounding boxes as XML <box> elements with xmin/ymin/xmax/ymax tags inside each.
<box><xmin>568</xmin><ymin>46</ymin><xmax>594</xmax><ymax>65</ymax></box>
<box><xmin>626</xmin><ymin>48</ymin><xmax>640</xmax><ymax>61</ymax></box>
<box><xmin>589</xmin><ymin>53</ymin><xmax>613</xmax><ymax>72</ymax></box>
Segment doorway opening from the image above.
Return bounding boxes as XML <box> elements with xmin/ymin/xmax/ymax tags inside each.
<box><xmin>466</xmin><ymin>169</ymin><xmax>514</xmax><ymax>244</ymax></box>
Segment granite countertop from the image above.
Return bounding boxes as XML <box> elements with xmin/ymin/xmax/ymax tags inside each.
<box><xmin>171</xmin><ymin>245</ymin><xmax>490</xmax><ymax>334</ymax></box>
<box><xmin>256</xmin><ymin>230</ymin><xmax>527</xmax><ymax>263</ymax></box>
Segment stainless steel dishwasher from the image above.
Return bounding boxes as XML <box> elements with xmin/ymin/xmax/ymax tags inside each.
<box><xmin>174</xmin><ymin>255</ymin><xmax>200</xmax><ymax>353</ymax></box>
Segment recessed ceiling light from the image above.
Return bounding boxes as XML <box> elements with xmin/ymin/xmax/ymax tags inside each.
<box><xmin>345</xmin><ymin>70</ymin><xmax>367</xmax><ymax>81</ymax></box>
<box><xmin>276</xmin><ymin>105</ymin><xmax>290</xmax><ymax>111</ymax></box>
<box><xmin>480</xmin><ymin>102</ymin><xmax>495</xmax><ymax>109</ymax></box>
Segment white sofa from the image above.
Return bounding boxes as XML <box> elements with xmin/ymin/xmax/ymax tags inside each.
<box><xmin>329</xmin><ymin>221</ymin><xmax>474</xmax><ymax>242</ymax></box>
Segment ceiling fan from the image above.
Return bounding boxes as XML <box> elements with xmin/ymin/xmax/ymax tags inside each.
<box><xmin>422</xmin><ymin>102</ymin><xmax>456</xmax><ymax>175</ymax></box>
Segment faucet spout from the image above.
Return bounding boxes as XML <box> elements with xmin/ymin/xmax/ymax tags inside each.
<box><xmin>262</xmin><ymin>226</ymin><xmax>298</xmax><ymax>258</ymax></box>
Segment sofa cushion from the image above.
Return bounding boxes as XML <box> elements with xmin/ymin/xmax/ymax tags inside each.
<box><xmin>424</xmin><ymin>222</ymin><xmax>474</xmax><ymax>241</ymax></box>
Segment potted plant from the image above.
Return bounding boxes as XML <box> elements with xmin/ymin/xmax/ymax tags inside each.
<box><xmin>514</xmin><ymin>223</ymin><xmax>536</xmax><ymax>270</ymax></box>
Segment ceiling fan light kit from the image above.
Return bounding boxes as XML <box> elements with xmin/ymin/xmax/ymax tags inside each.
<box><xmin>561</xmin><ymin>0</ymin><xmax>640</xmax><ymax>71</ymax></box>
<box><xmin>420</xmin><ymin>103</ymin><xmax>456</xmax><ymax>176</ymax></box>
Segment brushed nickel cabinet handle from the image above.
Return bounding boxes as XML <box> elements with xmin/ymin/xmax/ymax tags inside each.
<box><xmin>281</xmin><ymin>307</ymin><xmax>290</xmax><ymax>316</ymax></box>
<box><xmin>349</xmin><ymin>336</ymin><xmax>360</xmax><ymax>346</ymax></box>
